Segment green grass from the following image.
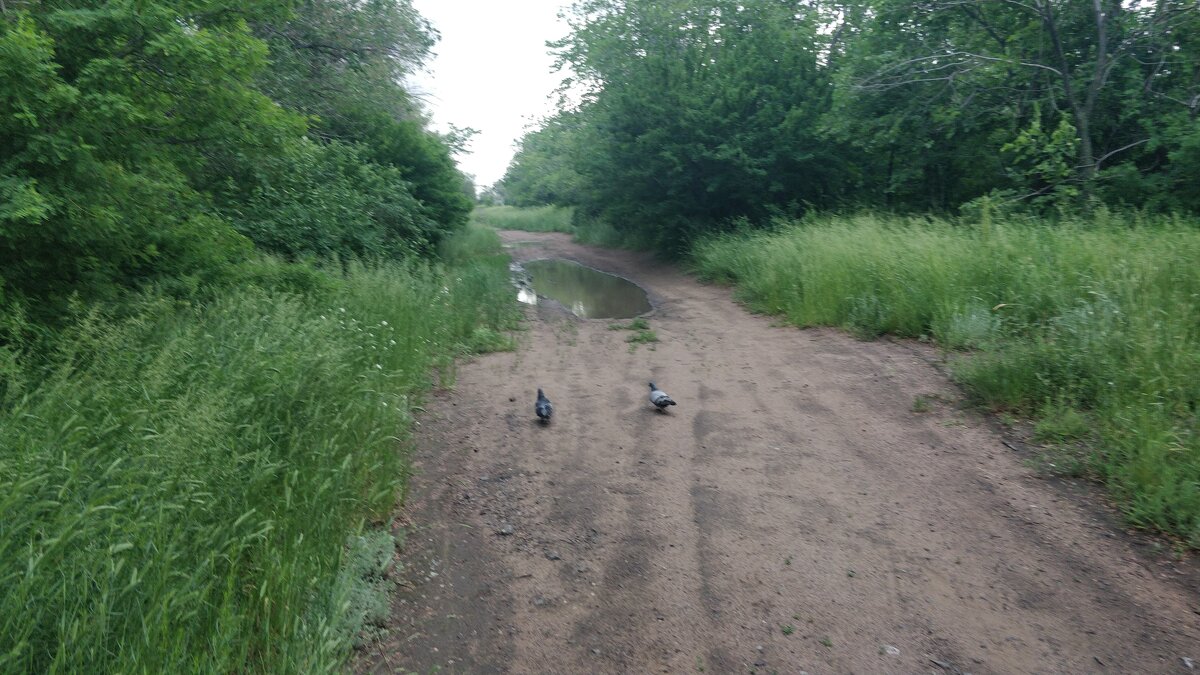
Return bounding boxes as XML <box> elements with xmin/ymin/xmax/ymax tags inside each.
<box><xmin>0</xmin><ymin>227</ymin><xmax>518</xmax><ymax>672</ymax></box>
<box><xmin>608</xmin><ymin>317</ymin><xmax>658</xmax><ymax>351</ymax></box>
<box><xmin>471</xmin><ymin>205</ymin><xmax>575</xmax><ymax>233</ymax></box>
<box><xmin>608</xmin><ymin>317</ymin><xmax>650</xmax><ymax>331</ymax></box>
<box><xmin>692</xmin><ymin>211</ymin><xmax>1200</xmax><ymax>546</ymax></box>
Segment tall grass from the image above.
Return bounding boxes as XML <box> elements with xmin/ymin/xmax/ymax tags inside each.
<box><xmin>0</xmin><ymin>227</ymin><xmax>518</xmax><ymax>672</ymax></box>
<box><xmin>693</xmin><ymin>212</ymin><xmax>1200</xmax><ymax>546</ymax></box>
<box><xmin>471</xmin><ymin>205</ymin><xmax>575</xmax><ymax>233</ymax></box>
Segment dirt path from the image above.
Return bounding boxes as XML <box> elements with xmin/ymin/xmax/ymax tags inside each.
<box><xmin>359</xmin><ymin>231</ymin><xmax>1200</xmax><ymax>674</ymax></box>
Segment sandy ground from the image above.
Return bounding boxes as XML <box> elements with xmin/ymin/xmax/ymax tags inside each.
<box><xmin>358</xmin><ymin>231</ymin><xmax>1200</xmax><ymax>674</ymax></box>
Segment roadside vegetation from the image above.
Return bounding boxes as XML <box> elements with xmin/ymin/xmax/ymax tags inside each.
<box><xmin>693</xmin><ymin>212</ymin><xmax>1200</xmax><ymax>546</ymax></box>
<box><xmin>0</xmin><ymin>226</ymin><xmax>517</xmax><ymax>673</ymax></box>
<box><xmin>472</xmin><ymin>205</ymin><xmax>575</xmax><ymax>233</ymax></box>
<box><xmin>0</xmin><ymin>1</ymin><xmax>514</xmax><ymax>671</ymax></box>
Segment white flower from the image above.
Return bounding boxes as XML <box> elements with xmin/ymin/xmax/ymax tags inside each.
<box><xmin>381</xmin><ymin>320</ymin><xmax>388</xmax><ymax>326</ymax></box>
<box><xmin>338</xmin><ymin>307</ymin><xmax>346</xmax><ymax>313</ymax></box>
<box><xmin>381</xmin><ymin>401</ymin><xmax>389</xmax><ymax>407</ymax></box>
<box><xmin>389</xmin><ymin>339</ymin><xmax>396</xmax><ymax>345</ymax></box>
<box><xmin>374</xmin><ymin>364</ymin><xmax>383</xmax><ymax>370</ymax></box>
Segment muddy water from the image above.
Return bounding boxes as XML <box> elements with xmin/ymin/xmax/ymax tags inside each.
<box><xmin>519</xmin><ymin>258</ymin><xmax>651</xmax><ymax>319</ymax></box>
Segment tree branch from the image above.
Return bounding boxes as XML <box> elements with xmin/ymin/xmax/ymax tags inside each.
<box><xmin>1094</xmin><ymin>138</ymin><xmax>1151</xmax><ymax>169</ymax></box>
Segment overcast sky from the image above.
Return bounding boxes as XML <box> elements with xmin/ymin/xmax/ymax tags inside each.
<box><xmin>409</xmin><ymin>0</ymin><xmax>573</xmax><ymax>190</ymax></box>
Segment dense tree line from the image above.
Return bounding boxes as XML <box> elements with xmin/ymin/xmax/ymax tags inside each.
<box><xmin>0</xmin><ymin>0</ymin><xmax>471</xmax><ymax>325</ymax></box>
<box><xmin>500</xmin><ymin>0</ymin><xmax>1200</xmax><ymax>254</ymax></box>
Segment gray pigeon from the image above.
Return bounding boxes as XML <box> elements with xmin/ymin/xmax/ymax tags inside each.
<box><xmin>535</xmin><ymin>388</ymin><xmax>553</xmax><ymax>422</ymax></box>
<box><xmin>648</xmin><ymin>382</ymin><xmax>676</xmax><ymax>411</ymax></box>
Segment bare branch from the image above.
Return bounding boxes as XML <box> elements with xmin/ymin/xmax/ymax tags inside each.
<box><xmin>1094</xmin><ymin>138</ymin><xmax>1151</xmax><ymax>169</ymax></box>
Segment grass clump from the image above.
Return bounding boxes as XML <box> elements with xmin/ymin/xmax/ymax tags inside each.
<box><xmin>472</xmin><ymin>205</ymin><xmax>575</xmax><ymax>233</ymax></box>
<box><xmin>0</xmin><ymin>228</ymin><xmax>518</xmax><ymax>672</ymax></box>
<box><xmin>609</xmin><ymin>316</ymin><xmax>658</xmax><ymax>351</ymax></box>
<box><xmin>692</xmin><ymin>211</ymin><xmax>1200</xmax><ymax>546</ymax></box>
<box><xmin>609</xmin><ymin>317</ymin><xmax>650</xmax><ymax>331</ymax></box>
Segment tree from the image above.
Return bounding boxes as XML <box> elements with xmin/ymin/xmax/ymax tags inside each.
<box><xmin>836</xmin><ymin>0</ymin><xmax>1200</xmax><ymax>207</ymax></box>
<box><xmin>542</xmin><ymin>0</ymin><xmax>850</xmax><ymax>253</ymax></box>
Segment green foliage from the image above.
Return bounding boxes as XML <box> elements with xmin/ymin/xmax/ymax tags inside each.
<box><xmin>1001</xmin><ymin>111</ymin><xmax>1081</xmax><ymax>209</ymax></box>
<box><xmin>0</xmin><ymin>246</ymin><xmax>517</xmax><ymax>672</ymax></box>
<box><xmin>1</xmin><ymin>1</ymin><xmax>471</xmax><ymax>323</ymax></box>
<box><xmin>0</xmin><ymin>2</ymin><xmax>500</xmax><ymax>670</ymax></box>
<box><xmin>541</xmin><ymin>0</ymin><xmax>846</xmax><ymax>255</ymax></box>
<box><xmin>507</xmin><ymin>0</ymin><xmax>1200</xmax><ymax>246</ymax></box>
<box><xmin>693</xmin><ymin>212</ymin><xmax>1200</xmax><ymax>545</ymax></box>
<box><xmin>472</xmin><ymin>205</ymin><xmax>575</xmax><ymax>233</ymax></box>
<box><xmin>219</xmin><ymin>138</ymin><xmax>437</xmax><ymax>258</ymax></box>
<box><xmin>0</xmin><ymin>11</ymin><xmax>271</xmax><ymax>320</ymax></box>
<box><xmin>499</xmin><ymin>112</ymin><xmax>585</xmax><ymax>206</ymax></box>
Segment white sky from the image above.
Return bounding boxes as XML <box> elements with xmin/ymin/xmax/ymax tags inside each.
<box><xmin>410</xmin><ymin>0</ymin><xmax>573</xmax><ymax>191</ymax></box>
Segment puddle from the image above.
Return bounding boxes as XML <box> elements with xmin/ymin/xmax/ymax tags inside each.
<box><xmin>514</xmin><ymin>259</ymin><xmax>651</xmax><ymax>319</ymax></box>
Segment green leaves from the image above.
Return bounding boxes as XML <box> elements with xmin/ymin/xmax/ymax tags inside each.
<box><xmin>1</xmin><ymin>0</ymin><xmax>471</xmax><ymax>324</ymax></box>
<box><xmin>514</xmin><ymin>0</ymin><xmax>1200</xmax><ymax>237</ymax></box>
<box><xmin>518</xmin><ymin>0</ymin><xmax>843</xmax><ymax>255</ymax></box>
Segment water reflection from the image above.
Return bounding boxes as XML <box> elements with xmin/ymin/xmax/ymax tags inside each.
<box><xmin>519</xmin><ymin>259</ymin><xmax>651</xmax><ymax>319</ymax></box>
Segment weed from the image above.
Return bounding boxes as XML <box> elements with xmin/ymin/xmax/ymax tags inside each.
<box><xmin>911</xmin><ymin>396</ymin><xmax>933</xmax><ymax>413</ymax></box>
<box><xmin>626</xmin><ymin>329</ymin><xmax>659</xmax><ymax>345</ymax></box>
<box><xmin>781</xmin><ymin>624</ymin><xmax>795</xmax><ymax>636</ymax></box>
<box><xmin>472</xmin><ymin>205</ymin><xmax>575</xmax><ymax>233</ymax></box>
<box><xmin>820</xmin><ymin>637</ymin><xmax>833</xmax><ymax>648</ymax></box>
<box><xmin>0</xmin><ymin>231</ymin><xmax>518</xmax><ymax>672</ymax></box>
<box><xmin>609</xmin><ymin>317</ymin><xmax>650</xmax><ymax>331</ymax></box>
<box><xmin>1032</xmin><ymin>400</ymin><xmax>1091</xmax><ymax>444</ymax></box>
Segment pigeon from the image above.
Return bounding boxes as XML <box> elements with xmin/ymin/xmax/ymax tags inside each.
<box><xmin>535</xmin><ymin>388</ymin><xmax>553</xmax><ymax>422</ymax></box>
<box><xmin>648</xmin><ymin>382</ymin><xmax>676</xmax><ymax>411</ymax></box>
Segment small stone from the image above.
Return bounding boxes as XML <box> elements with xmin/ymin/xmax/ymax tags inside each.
<box><xmin>1183</xmin><ymin>657</ymin><xmax>1195</xmax><ymax>670</ymax></box>
<box><xmin>575</xmin><ymin>563</ymin><xmax>588</xmax><ymax>573</ymax></box>
<box><xmin>497</xmin><ymin>524</ymin><xmax>514</xmax><ymax>536</ymax></box>
<box><xmin>883</xmin><ymin>645</ymin><xmax>900</xmax><ymax>656</ymax></box>
<box><xmin>545</xmin><ymin>550</ymin><xmax>561</xmax><ymax>561</ymax></box>
<box><xmin>591</xmin><ymin>648</ymin><xmax>601</xmax><ymax>656</ymax></box>
<box><xmin>753</xmin><ymin>660</ymin><xmax>766</xmax><ymax>667</ymax></box>
<box><xmin>533</xmin><ymin>596</ymin><xmax>549</xmax><ymax>607</ymax></box>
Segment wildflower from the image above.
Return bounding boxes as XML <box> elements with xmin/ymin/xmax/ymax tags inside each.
<box><xmin>381</xmin><ymin>320</ymin><xmax>389</xmax><ymax>326</ymax></box>
<box><xmin>339</xmin><ymin>307</ymin><xmax>346</xmax><ymax>313</ymax></box>
<box><xmin>389</xmin><ymin>339</ymin><xmax>396</xmax><ymax>345</ymax></box>
<box><xmin>374</xmin><ymin>364</ymin><xmax>383</xmax><ymax>370</ymax></box>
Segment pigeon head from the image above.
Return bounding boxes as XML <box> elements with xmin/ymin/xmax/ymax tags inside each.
<box><xmin>648</xmin><ymin>382</ymin><xmax>656</xmax><ymax>390</ymax></box>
